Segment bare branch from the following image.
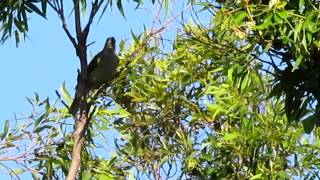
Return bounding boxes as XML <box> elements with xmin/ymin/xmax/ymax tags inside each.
<box><xmin>67</xmin><ymin>113</ymin><xmax>90</xmax><ymax>180</ymax></box>
<box><xmin>66</xmin><ymin>1</ymin><xmax>99</xmax><ymax>178</ymax></box>
<box><xmin>74</xmin><ymin>0</ymin><xmax>82</xmax><ymax>41</ymax></box>
<box><xmin>251</xmin><ymin>54</ymin><xmax>274</xmax><ymax>67</ymax></box>
<box><xmin>0</xmin><ymin>150</ymin><xmax>30</xmax><ymax>162</ymax></box>
<box><xmin>267</xmin><ymin>50</ymin><xmax>281</xmax><ymax>72</ymax></box>
<box><xmin>48</xmin><ymin>0</ymin><xmax>77</xmax><ymax>48</ymax></box>
<box><xmin>151</xmin><ymin>0</ymin><xmax>164</xmax><ymax>31</ymax></box>
<box><xmin>83</xmin><ymin>0</ymin><xmax>104</xmax><ymax>39</ymax></box>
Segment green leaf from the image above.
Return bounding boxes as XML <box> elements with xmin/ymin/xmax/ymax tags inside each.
<box><xmin>132</xmin><ymin>0</ymin><xmax>143</xmax><ymax>9</ymax></box>
<box><xmin>164</xmin><ymin>0</ymin><xmax>169</xmax><ymax>18</ymax></box>
<box><xmin>306</xmin><ymin>32</ymin><xmax>312</xmax><ymax>43</ymax></box>
<box><xmin>206</xmin><ymin>103</ymin><xmax>222</xmax><ymax>120</ymax></box>
<box><xmin>119</xmin><ymin>39</ymin><xmax>126</xmax><ymax>52</ymax></box>
<box><xmin>131</xmin><ymin>30</ymin><xmax>140</xmax><ymax>45</ymax></box>
<box><xmin>302</xmin><ymin>115</ymin><xmax>316</xmax><ymax>134</ymax></box>
<box><xmin>250</xmin><ymin>173</ymin><xmax>263</xmax><ymax>180</ymax></box>
<box><xmin>305</xmin><ymin>18</ymin><xmax>318</xmax><ymax>33</ymax></box>
<box><xmin>34</xmin><ymin>92</ymin><xmax>40</xmax><ymax>102</ymax></box>
<box><xmin>96</xmin><ymin>174</ymin><xmax>114</xmax><ymax>180</ymax></box>
<box><xmin>41</xmin><ymin>0</ymin><xmax>47</xmax><ymax>18</ymax></box>
<box><xmin>200</xmin><ymin>153</ymin><xmax>212</xmax><ymax>161</ymax></box>
<box><xmin>80</xmin><ymin>0</ymin><xmax>87</xmax><ymax>15</ymax></box>
<box><xmin>299</xmin><ymin>0</ymin><xmax>305</xmax><ymax>13</ymax></box>
<box><xmin>98</xmin><ymin>1</ymin><xmax>111</xmax><ymax>22</ymax></box>
<box><xmin>233</xmin><ymin>11</ymin><xmax>247</xmax><ymax>24</ymax></box>
<box><xmin>227</xmin><ymin>67</ymin><xmax>234</xmax><ymax>83</ymax></box>
<box><xmin>22</xmin><ymin>8</ymin><xmax>28</xmax><ymax>31</ymax></box>
<box><xmin>14</xmin><ymin>30</ymin><xmax>20</xmax><ymax>46</ymax></box>
<box><xmin>254</xmin><ymin>14</ymin><xmax>273</xmax><ymax>30</ymax></box>
<box><xmin>34</xmin><ymin>125</ymin><xmax>53</xmax><ymax>133</ymax></box>
<box><xmin>240</xmin><ymin>73</ymin><xmax>249</xmax><ymax>92</ymax></box>
<box><xmin>81</xmin><ymin>170</ymin><xmax>91</xmax><ymax>180</ymax></box>
<box><xmin>294</xmin><ymin>54</ymin><xmax>303</xmax><ymax>68</ymax></box>
<box><xmin>0</xmin><ymin>120</ymin><xmax>9</xmax><ymax>140</ymax></box>
<box><xmin>26</xmin><ymin>96</ymin><xmax>34</xmax><ymax>106</ymax></box>
<box><xmin>274</xmin><ymin>13</ymin><xmax>282</xmax><ymax>24</ymax></box>
<box><xmin>42</xmin><ymin>97</ymin><xmax>50</xmax><ymax>111</ymax></box>
<box><xmin>294</xmin><ymin>21</ymin><xmax>304</xmax><ymax>42</ymax></box>
<box><xmin>116</xmin><ymin>0</ymin><xmax>126</xmax><ymax>18</ymax></box>
<box><xmin>34</xmin><ymin>112</ymin><xmax>48</xmax><ymax>127</ymax></box>
<box><xmin>10</xmin><ymin>168</ymin><xmax>24</xmax><ymax>175</ymax></box>
<box><xmin>7</xmin><ymin>14</ymin><xmax>13</xmax><ymax>35</ymax></box>
<box><xmin>301</xmin><ymin>30</ymin><xmax>308</xmax><ymax>51</ymax></box>
<box><xmin>222</xmin><ymin>132</ymin><xmax>240</xmax><ymax>141</ymax></box>
<box><xmin>14</xmin><ymin>18</ymin><xmax>24</xmax><ymax>32</ymax></box>
<box><xmin>60</xmin><ymin>82</ymin><xmax>72</xmax><ymax>104</ymax></box>
<box><xmin>25</xmin><ymin>2</ymin><xmax>45</xmax><ymax>17</ymax></box>
<box><xmin>285</xmin><ymin>93</ymin><xmax>294</xmax><ymax>121</ymax></box>
<box><xmin>31</xmin><ymin>171</ymin><xmax>40</xmax><ymax>180</ymax></box>
<box><xmin>277</xmin><ymin>10</ymin><xmax>288</xmax><ymax>19</ymax></box>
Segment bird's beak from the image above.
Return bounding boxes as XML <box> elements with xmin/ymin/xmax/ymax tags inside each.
<box><xmin>106</xmin><ymin>37</ymin><xmax>115</xmax><ymax>50</ymax></box>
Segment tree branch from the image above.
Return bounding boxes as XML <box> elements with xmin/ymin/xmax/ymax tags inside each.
<box><xmin>83</xmin><ymin>0</ymin><xmax>103</xmax><ymax>38</ymax></box>
<box><xmin>66</xmin><ymin>1</ymin><xmax>100</xmax><ymax>179</ymax></box>
<box><xmin>74</xmin><ymin>0</ymin><xmax>82</xmax><ymax>42</ymax></box>
<box><xmin>48</xmin><ymin>0</ymin><xmax>77</xmax><ymax>48</ymax></box>
<box><xmin>66</xmin><ymin>112</ymin><xmax>90</xmax><ymax>180</ymax></box>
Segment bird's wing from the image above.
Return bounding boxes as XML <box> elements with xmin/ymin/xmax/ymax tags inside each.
<box><xmin>87</xmin><ymin>51</ymin><xmax>102</xmax><ymax>74</ymax></box>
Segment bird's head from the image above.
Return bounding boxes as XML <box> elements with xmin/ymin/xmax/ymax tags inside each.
<box><xmin>104</xmin><ymin>37</ymin><xmax>116</xmax><ymax>52</ymax></box>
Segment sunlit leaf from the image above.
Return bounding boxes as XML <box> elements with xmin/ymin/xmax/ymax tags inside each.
<box><xmin>254</xmin><ymin>14</ymin><xmax>273</xmax><ymax>30</ymax></box>
<box><xmin>164</xmin><ymin>0</ymin><xmax>169</xmax><ymax>18</ymax></box>
<box><xmin>0</xmin><ymin>120</ymin><xmax>9</xmax><ymax>140</ymax></box>
<box><xmin>60</xmin><ymin>82</ymin><xmax>72</xmax><ymax>104</ymax></box>
<box><xmin>222</xmin><ymin>132</ymin><xmax>240</xmax><ymax>141</ymax></box>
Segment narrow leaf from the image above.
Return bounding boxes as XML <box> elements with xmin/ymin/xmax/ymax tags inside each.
<box><xmin>116</xmin><ymin>0</ymin><xmax>126</xmax><ymax>18</ymax></box>
<box><xmin>302</xmin><ymin>115</ymin><xmax>316</xmax><ymax>134</ymax></box>
<box><xmin>164</xmin><ymin>0</ymin><xmax>169</xmax><ymax>18</ymax></box>
<box><xmin>0</xmin><ymin>120</ymin><xmax>9</xmax><ymax>140</ymax></box>
<box><xmin>60</xmin><ymin>82</ymin><xmax>72</xmax><ymax>104</ymax></box>
<box><xmin>41</xmin><ymin>0</ymin><xmax>47</xmax><ymax>17</ymax></box>
<box><xmin>25</xmin><ymin>2</ymin><xmax>45</xmax><ymax>17</ymax></box>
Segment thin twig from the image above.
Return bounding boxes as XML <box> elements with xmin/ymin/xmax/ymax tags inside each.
<box><xmin>151</xmin><ymin>0</ymin><xmax>164</xmax><ymax>31</ymax></box>
<box><xmin>55</xmin><ymin>90</ymin><xmax>69</xmax><ymax>108</ymax></box>
<box><xmin>48</xmin><ymin>1</ymin><xmax>77</xmax><ymax>48</ymax></box>
<box><xmin>83</xmin><ymin>0</ymin><xmax>104</xmax><ymax>38</ymax></box>
<box><xmin>267</xmin><ymin>50</ymin><xmax>281</xmax><ymax>72</ymax></box>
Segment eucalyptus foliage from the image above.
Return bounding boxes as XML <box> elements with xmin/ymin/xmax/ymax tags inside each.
<box><xmin>1</xmin><ymin>0</ymin><xmax>320</xmax><ymax>179</ymax></box>
<box><xmin>210</xmin><ymin>0</ymin><xmax>320</xmax><ymax>132</ymax></box>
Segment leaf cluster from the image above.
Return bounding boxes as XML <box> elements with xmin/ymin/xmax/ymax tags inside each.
<box><xmin>210</xmin><ymin>0</ymin><xmax>320</xmax><ymax>131</ymax></box>
<box><xmin>0</xmin><ymin>0</ymin><xmax>46</xmax><ymax>45</ymax></box>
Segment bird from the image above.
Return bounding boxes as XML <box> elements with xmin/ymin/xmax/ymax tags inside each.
<box><xmin>69</xmin><ymin>37</ymin><xmax>119</xmax><ymax>115</ymax></box>
<box><xmin>87</xmin><ymin>37</ymin><xmax>119</xmax><ymax>89</ymax></box>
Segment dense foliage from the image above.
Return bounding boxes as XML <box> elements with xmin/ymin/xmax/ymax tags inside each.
<box><xmin>1</xmin><ymin>0</ymin><xmax>320</xmax><ymax>179</ymax></box>
<box><xmin>211</xmin><ymin>0</ymin><xmax>320</xmax><ymax>131</ymax></box>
